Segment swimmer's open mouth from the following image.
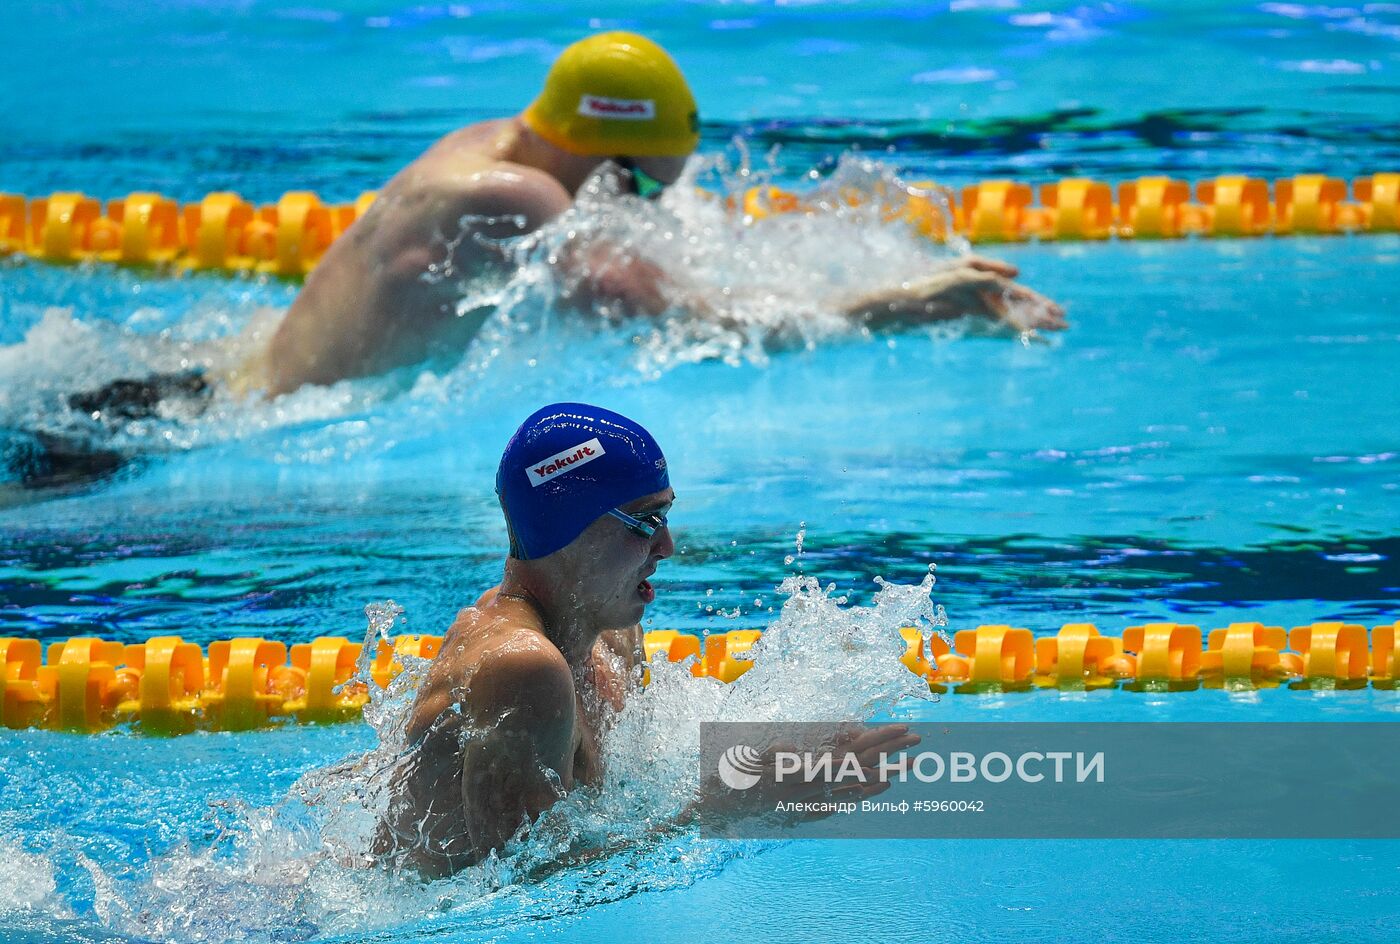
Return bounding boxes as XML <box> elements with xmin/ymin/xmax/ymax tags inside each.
<box><xmin>638</xmin><ymin>578</ymin><xmax>655</xmax><ymax>603</ymax></box>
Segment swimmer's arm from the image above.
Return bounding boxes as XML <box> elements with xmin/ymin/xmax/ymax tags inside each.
<box><xmin>552</xmin><ymin>245</ymin><xmax>775</xmax><ymax>330</ymax></box>
<box><xmin>552</xmin><ymin>244</ymin><xmax>1066</xmax><ymax>333</ymax></box>
<box><xmin>552</xmin><ymin>239</ymin><xmax>691</xmax><ymax>319</ymax></box>
<box><xmin>459</xmin><ymin>646</ymin><xmax>577</xmax><ymax>860</ymax></box>
<box><xmin>680</xmin><ymin>724</ymin><xmax>921</xmax><ymax>825</ymax></box>
<box><xmin>842</xmin><ymin>256</ymin><xmax>1067</xmax><ymax>332</ymax></box>
<box><xmin>513</xmin><ymin>724</ymin><xmax>921</xmax><ymax>884</ymax></box>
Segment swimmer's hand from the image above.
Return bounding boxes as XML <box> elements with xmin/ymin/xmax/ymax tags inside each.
<box><xmin>957</xmin><ymin>256</ymin><xmax>1068</xmax><ymax>332</ymax></box>
<box><xmin>845</xmin><ymin>256</ymin><xmax>1067</xmax><ymax>333</ymax></box>
<box><xmin>690</xmin><ymin>723</ymin><xmax>921</xmax><ymax>826</ymax></box>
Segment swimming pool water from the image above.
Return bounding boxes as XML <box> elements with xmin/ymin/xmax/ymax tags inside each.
<box><xmin>2</xmin><ymin>2</ymin><xmax>1399</xmax><ymax>941</ymax></box>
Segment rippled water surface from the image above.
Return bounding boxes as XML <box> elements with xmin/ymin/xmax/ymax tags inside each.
<box><xmin>2</xmin><ymin>1</ymin><xmax>1399</xmax><ymax>942</ymax></box>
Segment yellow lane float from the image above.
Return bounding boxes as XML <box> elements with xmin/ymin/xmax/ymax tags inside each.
<box><xmin>0</xmin><ymin>172</ymin><xmax>1397</xmax><ymax>276</ymax></box>
<box><xmin>1</xmin><ymin>619</ymin><xmax>1397</xmax><ymax>734</ymax></box>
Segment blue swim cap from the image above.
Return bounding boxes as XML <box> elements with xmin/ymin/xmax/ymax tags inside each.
<box><xmin>496</xmin><ymin>402</ymin><xmax>669</xmax><ymax>560</ymax></box>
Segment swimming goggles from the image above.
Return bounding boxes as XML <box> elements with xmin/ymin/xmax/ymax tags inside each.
<box><xmin>607</xmin><ymin>507</ymin><xmax>669</xmax><ymax>539</ymax></box>
<box><xmin>615</xmin><ymin>157</ymin><xmax>666</xmax><ymax>200</ymax></box>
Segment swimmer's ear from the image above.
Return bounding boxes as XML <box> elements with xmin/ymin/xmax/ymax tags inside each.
<box><xmin>501</xmin><ymin>502</ymin><xmax>531</xmax><ymax>560</ymax></box>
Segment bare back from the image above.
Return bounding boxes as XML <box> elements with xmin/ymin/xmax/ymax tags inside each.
<box><xmin>239</xmin><ymin>120</ymin><xmax>573</xmax><ymax>397</ymax></box>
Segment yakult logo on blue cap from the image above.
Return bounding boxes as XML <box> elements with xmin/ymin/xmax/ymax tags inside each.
<box><xmin>526</xmin><ymin>438</ymin><xmax>606</xmax><ymax>487</ymax></box>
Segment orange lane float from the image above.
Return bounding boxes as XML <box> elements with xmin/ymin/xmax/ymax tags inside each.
<box><xmin>950</xmin><ymin>624</ymin><xmax>1036</xmax><ymax>689</ymax></box>
<box><xmin>0</xmin><ymin>638</ymin><xmax>51</xmax><ymax>730</ymax></box>
<box><xmin>1274</xmin><ymin>175</ymin><xmax>1348</xmax><ymax>235</ymax></box>
<box><xmin>284</xmin><ymin>636</ymin><xmax>368</xmax><ymax>722</ymax></box>
<box><xmin>1033</xmin><ymin>623</ymin><xmax>1132</xmax><ymax>690</ymax></box>
<box><xmin>1199</xmin><ymin>622</ymin><xmax>1294</xmax><ymax>688</ymax></box>
<box><xmin>1032</xmin><ymin>179</ymin><xmax>1114</xmax><ymax>241</ymax></box>
<box><xmin>115</xmin><ymin>635</ymin><xmax>205</xmax><ymax>734</ymax></box>
<box><xmin>203</xmin><ymin>638</ymin><xmax>293</xmax><ymax>731</ymax></box>
<box><xmin>1288</xmin><ymin>622</ymin><xmax>1370</xmax><ymax>688</ymax></box>
<box><xmin>1116</xmin><ymin>177</ymin><xmax>1194</xmax><ymax>239</ymax></box>
<box><xmin>1353</xmin><ymin>173</ymin><xmax>1399</xmax><ymax>231</ymax></box>
<box><xmin>182</xmin><ymin>192</ymin><xmax>257</xmax><ymax>271</ymax></box>
<box><xmin>1120</xmin><ymin>622</ymin><xmax>1203</xmax><ymax>691</ymax></box>
<box><xmin>1195</xmin><ymin>176</ymin><xmax>1273</xmax><ymax>237</ymax></box>
<box><xmin>0</xmin><ymin>193</ymin><xmax>26</xmax><ymax>253</ymax></box>
<box><xmin>958</xmin><ymin>180</ymin><xmax>1033</xmax><ymax>243</ymax></box>
<box><xmin>29</xmin><ymin>192</ymin><xmax>103</xmax><ymax>264</ymax></box>
<box><xmin>1371</xmin><ymin>622</ymin><xmax>1400</xmax><ymax>689</ymax></box>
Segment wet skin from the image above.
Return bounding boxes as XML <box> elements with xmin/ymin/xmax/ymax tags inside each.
<box><xmin>373</xmin><ymin>489</ymin><xmax>674</xmax><ymax>877</ymax></box>
<box><xmin>233</xmin><ymin>120</ymin><xmax>687</xmax><ymax>397</ymax></box>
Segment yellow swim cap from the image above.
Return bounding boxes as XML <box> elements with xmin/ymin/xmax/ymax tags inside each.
<box><xmin>523</xmin><ymin>32</ymin><xmax>699</xmax><ymax>158</ymax></box>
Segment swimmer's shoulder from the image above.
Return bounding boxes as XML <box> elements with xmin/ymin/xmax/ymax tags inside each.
<box><xmin>441</xmin><ymin>595</ymin><xmax>573</xmax><ymax>702</ymax></box>
<box><xmin>408</xmin><ymin>600</ymin><xmax>570</xmax><ymax>742</ymax></box>
<box><xmin>395</xmin><ymin>122</ymin><xmax>572</xmax><ymax>226</ymax></box>
<box><xmin>469</xmin><ymin>629</ymin><xmax>573</xmax><ymax>719</ymax></box>
<box><xmin>423</xmin><ymin>117</ymin><xmax>518</xmax><ymax>159</ymax></box>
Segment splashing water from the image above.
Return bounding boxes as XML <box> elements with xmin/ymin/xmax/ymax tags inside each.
<box><xmin>506</xmin><ymin>151</ymin><xmax>969</xmax><ymax>377</ymax></box>
<box><xmin>34</xmin><ymin>564</ymin><xmax>948</xmax><ymax>942</ymax></box>
<box><xmin>0</xmin><ymin>839</ymin><xmax>72</xmax><ymax>919</ymax></box>
<box><xmin>784</xmin><ymin>520</ymin><xmax>807</xmax><ymax>567</ymax></box>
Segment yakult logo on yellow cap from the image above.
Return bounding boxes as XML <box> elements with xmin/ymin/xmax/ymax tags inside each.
<box><xmin>578</xmin><ymin>95</ymin><xmax>656</xmax><ymax>120</ymax></box>
<box><xmin>527</xmin><ymin>438</ymin><xmax>606</xmax><ymax>487</ymax></box>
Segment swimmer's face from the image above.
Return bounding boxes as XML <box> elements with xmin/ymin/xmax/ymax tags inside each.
<box><xmin>557</xmin><ymin>487</ymin><xmax>675</xmax><ymax>631</ymax></box>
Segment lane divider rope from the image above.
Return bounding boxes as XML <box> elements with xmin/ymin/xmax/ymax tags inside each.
<box><xmin>2</xmin><ymin>620</ymin><xmax>1397</xmax><ymax>733</ymax></box>
<box><xmin>0</xmin><ymin>173</ymin><xmax>1395</xmax><ymax>277</ymax></box>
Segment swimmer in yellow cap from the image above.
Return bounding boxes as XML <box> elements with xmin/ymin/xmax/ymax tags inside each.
<box><xmin>228</xmin><ymin>31</ymin><xmax>1064</xmax><ymax>398</ymax></box>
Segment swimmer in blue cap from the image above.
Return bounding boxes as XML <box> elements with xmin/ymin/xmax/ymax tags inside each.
<box><xmin>374</xmin><ymin>402</ymin><xmax>920</xmax><ymax>876</ymax></box>
<box><xmin>375</xmin><ymin>402</ymin><xmax>674</xmax><ymax>875</ymax></box>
